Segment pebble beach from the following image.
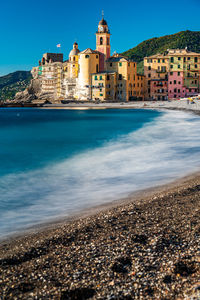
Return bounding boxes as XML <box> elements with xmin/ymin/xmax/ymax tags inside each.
<box><xmin>0</xmin><ymin>172</ymin><xmax>200</xmax><ymax>299</ymax></box>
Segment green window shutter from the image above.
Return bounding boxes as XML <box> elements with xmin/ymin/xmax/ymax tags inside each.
<box><xmin>95</xmin><ymin>75</ymin><xmax>98</xmax><ymax>80</ymax></box>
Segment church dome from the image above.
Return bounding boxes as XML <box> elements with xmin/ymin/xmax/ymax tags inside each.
<box><xmin>69</xmin><ymin>42</ymin><xmax>80</xmax><ymax>57</ymax></box>
<box><xmin>69</xmin><ymin>48</ymin><xmax>80</xmax><ymax>56</ymax></box>
<box><xmin>99</xmin><ymin>18</ymin><xmax>107</xmax><ymax>26</ymax></box>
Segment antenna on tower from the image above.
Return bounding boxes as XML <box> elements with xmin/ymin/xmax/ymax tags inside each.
<box><xmin>102</xmin><ymin>10</ymin><xmax>104</xmax><ymax>19</ymax></box>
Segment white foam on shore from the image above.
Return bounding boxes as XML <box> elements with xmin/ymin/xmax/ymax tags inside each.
<box><xmin>1</xmin><ymin>110</ymin><xmax>200</xmax><ymax>237</ymax></box>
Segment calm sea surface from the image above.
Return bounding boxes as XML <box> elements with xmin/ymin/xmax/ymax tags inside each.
<box><xmin>0</xmin><ymin>108</ymin><xmax>200</xmax><ymax>238</ymax></box>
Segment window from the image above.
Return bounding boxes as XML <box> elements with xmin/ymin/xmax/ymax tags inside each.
<box><xmin>94</xmin><ymin>75</ymin><xmax>98</xmax><ymax>80</ymax></box>
<box><xmin>85</xmin><ymin>55</ymin><xmax>89</xmax><ymax>58</ymax></box>
<box><xmin>174</xmin><ymin>88</ymin><xmax>177</xmax><ymax>92</ymax></box>
<box><xmin>170</xmin><ymin>65</ymin><xmax>173</xmax><ymax>69</ymax></box>
<box><xmin>178</xmin><ymin>89</ymin><xmax>180</xmax><ymax>93</ymax></box>
<box><xmin>148</xmin><ymin>73</ymin><xmax>151</xmax><ymax>78</ymax></box>
<box><xmin>170</xmin><ymin>72</ymin><xmax>173</xmax><ymax>75</ymax></box>
<box><xmin>188</xmin><ymin>57</ymin><xmax>190</xmax><ymax>60</ymax></box>
<box><xmin>107</xmin><ymin>37</ymin><xmax>110</xmax><ymax>45</ymax></box>
<box><xmin>184</xmin><ymin>57</ymin><xmax>186</xmax><ymax>62</ymax></box>
<box><xmin>100</xmin><ymin>37</ymin><xmax>103</xmax><ymax>45</ymax></box>
<box><xmin>195</xmin><ymin>64</ymin><xmax>198</xmax><ymax>68</ymax></box>
<box><xmin>174</xmin><ymin>80</ymin><xmax>176</xmax><ymax>84</ymax></box>
<box><xmin>96</xmin><ymin>55</ymin><xmax>98</xmax><ymax>59</ymax></box>
<box><xmin>178</xmin><ymin>72</ymin><xmax>180</xmax><ymax>76</ymax></box>
<box><xmin>178</xmin><ymin>81</ymin><xmax>181</xmax><ymax>84</ymax></box>
<box><xmin>118</xmin><ymin>74</ymin><xmax>122</xmax><ymax>80</ymax></box>
<box><xmin>128</xmin><ymin>63</ymin><xmax>130</xmax><ymax>67</ymax></box>
<box><xmin>100</xmin><ymin>75</ymin><xmax>102</xmax><ymax>80</ymax></box>
<box><xmin>195</xmin><ymin>57</ymin><xmax>198</xmax><ymax>63</ymax></box>
<box><xmin>107</xmin><ymin>75</ymin><xmax>110</xmax><ymax>80</ymax></box>
<box><xmin>171</xmin><ymin>57</ymin><xmax>174</xmax><ymax>63</ymax></box>
<box><xmin>162</xmin><ymin>59</ymin><xmax>165</xmax><ymax>63</ymax></box>
<box><xmin>110</xmin><ymin>63</ymin><xmax>112</xmax><ymax>67</ymax></box>
<box><xmin>178</xmin><ymin>65</ymin><xmax>180</xmax><ymax>69</ymax></box>
<box><xmin>119</xmin><ymin>62</ymin><xmax>122</xmax><ymax>66</ymax></box>
<box><xmin>158</xmin><ymin>59</ymin><xmax>160</xmax><ymax>63</ymax></box>
<box><xmin>178</xmin><ymin>57</ymin><xmax>181</xmax><ymax>61</ymax></box>
<box><xmin>170</xmin><ymin>81</ymin><xmax>172</xmax><ymax>84</ymax></box>
<box><xmin>96</xmin><ymin>64</ymin><xmax>99</xmax><ymax>73</ymax></box>
<box><xmin>148</xmin><ymin>66</ymin><xmax>151</xmax><ymax>70</ymax></box>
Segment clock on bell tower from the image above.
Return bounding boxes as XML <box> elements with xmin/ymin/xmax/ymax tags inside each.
<box><xmin>96</xmin><ymin>12</ymin><xmax>111</xmax><ymax>62</ymax></box>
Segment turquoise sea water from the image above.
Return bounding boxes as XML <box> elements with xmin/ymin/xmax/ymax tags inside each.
<box><xmin>0</xmin><ymin>108</ymin><xmax>200</xmax><ymax>238</ymax></box>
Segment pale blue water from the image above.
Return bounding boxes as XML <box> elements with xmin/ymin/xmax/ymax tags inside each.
<box><xmin>0</xmin><ymin>108</ymin><xmax>200</xmax><ymax>238</ymax></box>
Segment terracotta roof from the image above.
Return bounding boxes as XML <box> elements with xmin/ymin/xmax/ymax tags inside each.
<box><xmin>79</xmin><ymin>48</ymin><xmax>99</xmax><ymax>54</ymax></box>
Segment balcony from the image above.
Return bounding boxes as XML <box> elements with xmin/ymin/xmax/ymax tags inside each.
<box><xmin>156</xmin><ymin>69</ymin><xmax>166</xmax><ymax>73</ymax></box>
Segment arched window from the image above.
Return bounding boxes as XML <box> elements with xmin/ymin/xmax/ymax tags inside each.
<box><xmin>85</xmin><ymin>55</ymin><xmax>90</xmax><ymax>58</ymax></box>
<box><xmin>96</xmin><ymin>64</ymin><xmax>99</xmax><ymax>73</ymax></box>
<box><xmin>100</xmin><ymin>37</ymin><xmax>103</xmax><ymax>45</ymax></box>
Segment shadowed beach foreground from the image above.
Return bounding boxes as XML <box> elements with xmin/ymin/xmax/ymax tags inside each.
<box><xmin>0</xmin><ymin>174</ymin><xmax>200</xmax><ymax>299</ymax></box>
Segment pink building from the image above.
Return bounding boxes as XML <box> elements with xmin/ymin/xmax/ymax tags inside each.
<box><xmin>150</xmin><ymin>79</ymin><xmax>168</xmax><ymax>100</ymax></box>
<box><xmin>168</xmin><ymin>72</ymin><xmax>186</xmax><ymax>99</ymax></box>
<box><xmin>168</xmin><ymin>71</ymin><xmax>198</xmax><ymax>99</ymax></box>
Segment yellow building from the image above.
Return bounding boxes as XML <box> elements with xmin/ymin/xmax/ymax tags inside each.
<box><xmin>134</xmin><ymin>74</ymin><xmax>145</xmax><ymax>100</ymax></box>
<box><xmin>68</xmin><ymin>42</ymin><xmax>80</xmax><ymax>78</ymax></box>
<box><xmin>91</xmin><ymin>72</ymin><xmax>117</xmax><ymax>101</ymax></box>
<box><xmin>106</xmin><ymin>54</ymin><xmax>141</xmax><ymax>101</ymax></box>
<box><xmin>76</xmin><ymin>48</ymin><xmax>100</xmax><ymax>99</ymax></box>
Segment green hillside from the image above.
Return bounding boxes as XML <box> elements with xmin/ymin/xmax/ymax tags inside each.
<box><xmin>122</xmin><ymin>30</ymin><xmax>200</xmax><ymax>74</ymax></box>
<box><xmin>0</xmin><ymin>71</ymin><xmax>32</xmax><ymax>100</ymax></box>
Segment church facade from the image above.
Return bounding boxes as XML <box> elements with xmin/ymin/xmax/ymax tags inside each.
<box><xmin>31</xmin><ymin>17</ymin><xmax>145</xmax><ymax>102</ymax></box>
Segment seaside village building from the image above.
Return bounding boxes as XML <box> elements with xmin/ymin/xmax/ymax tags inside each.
<box><xmin>144</xmin><ymin>49</ymin><xmax>200</xmax><ymax>100</ymax></box>
<box><xmin>31</xmin><ymin>17</ymin><xmax>145</xmax><ymax>102</ymax></box>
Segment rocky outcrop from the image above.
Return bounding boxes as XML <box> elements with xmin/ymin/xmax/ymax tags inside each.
<box><xmin>14</xmin><ymin>79</ymin><xmax>41</xmax><ymax>102</ymax></box>
<box><xmin>13</xmin><ymin>79</ymin><xmax>56</xmax><ymax>104</ymax></box>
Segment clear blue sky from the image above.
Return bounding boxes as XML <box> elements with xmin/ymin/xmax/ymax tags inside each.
<box><xmin>0</xmin><ymin>0</ymin><xmax>199</xmax><ymax>76</ymax></box>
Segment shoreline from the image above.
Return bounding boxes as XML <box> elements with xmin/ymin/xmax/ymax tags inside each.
<box><xmin>1</xmin><ymin>169</ymin><xmax>200</xmax><ymax>244</ymax></box>
<box><xmin>2</xmin><ymin>99</ymin><xmax>200</xmax><ymax>112</ymax></box>
<box><xmin>1</xmin><ymin>171</ymin><xmax>200</xmax><ymax>299</ymax></box>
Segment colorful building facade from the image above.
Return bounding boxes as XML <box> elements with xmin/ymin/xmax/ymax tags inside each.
<box><xmin>31</xmin><ymin>16</ymin><xmax>144</xmax><ymax>102</ymax></box>
<box><xmin>144</xmin><ymin>49</ymin><xmax>200</xmax><ymax>100</ymax></box>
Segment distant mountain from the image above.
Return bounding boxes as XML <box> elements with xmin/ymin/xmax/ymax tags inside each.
<box><xmin>0</xmin><ymin>71</ymin><xmax>32</xmax><ymax>100</ymax></box>
<box><xmin>122</xmin><ymin>30</ymin><xmax>200</xmax><ymax>74</ymax></box>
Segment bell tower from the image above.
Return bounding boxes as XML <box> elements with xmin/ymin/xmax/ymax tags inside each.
<box><xmin>96</xmin><ymin>12</ymin><xmax>111</xmax><ymax>62</ymax></box>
